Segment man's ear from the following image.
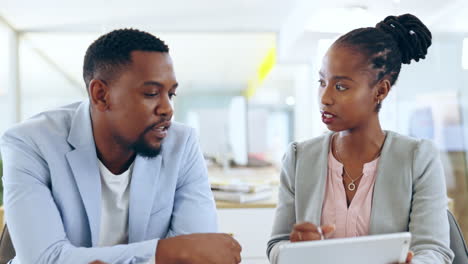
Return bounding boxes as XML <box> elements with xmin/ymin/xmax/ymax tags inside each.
<box><xmin>88</xmin><ymin>79</ymin><xmax>110</xmax><ymax>112</ymax></box>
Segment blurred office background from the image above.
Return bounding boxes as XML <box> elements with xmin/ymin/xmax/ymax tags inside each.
<box><xmin>1</xmin><ymin>0</ymin><xmax>468</xmax><ymax>263</ymax></box>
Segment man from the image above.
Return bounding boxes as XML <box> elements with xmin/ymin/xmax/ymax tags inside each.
<box><xmin>0</xmin><ymin>29</ymin><xmax>241</xmax><ymax>264</ymax></box>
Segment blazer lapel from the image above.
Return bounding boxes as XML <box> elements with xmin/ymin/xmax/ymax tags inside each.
<box><xmin>128</xmin><ymin>154</ymin><xmax>162</xmax><ymax>243</ymax></box>
<box><xmin>297</xmin><ymin>133</ymin><xmax>331</xmax><ymax>224</ymax></box>
<box><xmin>65</xmin><ymin>101</ymin><xmax>102</xmax><ymax>246</ymax></box>
<box><xmin>314</xmin><ymin>134</ymin><xmax>331</xmax><ymax>224</ymax></box>
<box><xmin>66</xmin><ymin>148</ymin><xmax>102</xmax><ymax>246</ymax></box>
<box><xmin>316</xmin><ymin>134</ymin><xmax>331</xmax><ymax>224</ymax></box>
<box><xmin>369</xmin><ymin>131</ymin><xmax>396</xmax><ymax>235</ymax></box>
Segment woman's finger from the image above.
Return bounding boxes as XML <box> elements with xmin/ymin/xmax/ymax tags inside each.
<box><xmin>291</xmin><ymin>222</ymin><xmax>334</xmax><ymax>242</ymax></box>
<box><xmin>300</xmin><ymin>231</ymin><xmax>322</xmax><ymax>241</ymax></box>
<box><xmin>289</xmin><ymin>230</ymin><xmax>301</xmax><ymax>242</ymax></box>
<box><xmin>406</xmin><ymin>251</ymin><xmax>414</xmax><ymax>263</ymax></box>
<box><xmin>321</xmin><ymin>224</ymin><xmax>336</xmax><ymax>238</ymax></box>
<box><xmin>293</xmin><ymin>222</ymin><xmax>317</xmax><ymax>232</ymax></box>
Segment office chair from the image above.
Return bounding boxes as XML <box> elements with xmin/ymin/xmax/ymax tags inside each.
<box><xmin>0</xmin><ymin>225</ymin><xmax>14</xmax><ymax>264</ymax></box>
<box><xmin>448</xmin><ymin>210</ymin><xmax>468</xmax><ymax>264</ymax></box>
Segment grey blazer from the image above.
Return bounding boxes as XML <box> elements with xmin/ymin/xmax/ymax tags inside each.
<box><xmin>267</xmin><ymin>131</ymin><xmax>454</xmax><ymax>264</ymax></box>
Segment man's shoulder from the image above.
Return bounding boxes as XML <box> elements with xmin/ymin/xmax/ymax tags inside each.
<box><xmin>165</xmin><ymin>122</ymin><xmax>195</xmax><ymax>142</ymax></box>
<box><xmin>168</xmin><ymin>122</ymin><xmax>193</xmax><ymax>135</ymax></box>
<box><xmin>161</xmin><ymin>122</ymin><xmax>198</xmax><ymax>157</ymax></box>
<box><xmin>1</xmin><ymin>101</ymin><xmax>83</xmax><ymax>145</ymax></box>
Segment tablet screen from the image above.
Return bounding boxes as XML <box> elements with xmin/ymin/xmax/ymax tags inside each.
<box><xmin>278</xmin><ymin>232</ymin><xmax>411</xmax><ymax>264</ymax></box>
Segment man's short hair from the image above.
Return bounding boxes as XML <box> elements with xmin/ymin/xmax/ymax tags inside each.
<box><xmin>83</xmin><ymin>28</ymin><xmax>169</xmax><ymax>89</ymax></box>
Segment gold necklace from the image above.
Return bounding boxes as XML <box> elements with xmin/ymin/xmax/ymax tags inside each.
<box><xmin>334</xmin><ymin>147</ymin><xmax>363</xmax><ymax>192</ymax></box>
<box><xmin>333</xmin><ymin>134</ymin><xmax>381</xmax><ymax>192</ymax></box>
<box><xmin>341</xmin><ymin>166</ymin><xmax>363</xmax><ymax>191</ymax></box>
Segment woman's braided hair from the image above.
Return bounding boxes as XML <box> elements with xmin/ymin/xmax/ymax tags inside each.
<box><xmin>332</xmin><ymin>14</ymin><xmax>432</xmax><ymax>111</ymax></box>
<box><xmin>334</xmin><ymin>13</ymin><xmax>432</xmax><ymax>86</ymax></box>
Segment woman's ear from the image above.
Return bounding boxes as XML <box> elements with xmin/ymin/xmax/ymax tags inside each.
<box><xmin>375</xmin><ymin>79</ymin><xmax>391</xmax><ymax>103</ymax></box>
<box><xmin>88</xmin><ymin>79</ymin><xmax>110</xmax><ymax>112</ymax></box>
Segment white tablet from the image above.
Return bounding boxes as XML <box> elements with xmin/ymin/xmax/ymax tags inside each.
<box><xmin>277</xmin><ymin>232</ymin><xmax>411</xmax><ymax>264</ymax></box>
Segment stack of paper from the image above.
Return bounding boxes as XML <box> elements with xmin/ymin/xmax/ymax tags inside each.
<box><xmin>210</xmin><ymin>178</ymin><xmax>273</xmax><ymax>203</ymax></box>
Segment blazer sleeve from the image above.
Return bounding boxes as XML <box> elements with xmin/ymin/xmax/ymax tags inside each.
<box><xmin>166</xmin><ymin>128</ymin><xmax>218</xmax><ymax>237</ymax></box>
<box><xmin>266</xmin><ymin>142</ymin><xmax>297</xmax><ymax>264</ymax></box>
<box><xmin>409</xmin><ymin>140</ymin><xmax>454</xmax><ymax>264</ymax></box>
<box><xmin>1</xmin><ymin>132</ymin><xmax>157</xmax><ymax>264</ymax></box>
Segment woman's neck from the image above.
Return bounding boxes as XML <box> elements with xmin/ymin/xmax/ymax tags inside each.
<box><xmin>333</xmin><ymin>119</ymin><xmax>386</xmax><ymax>163</ymax></box>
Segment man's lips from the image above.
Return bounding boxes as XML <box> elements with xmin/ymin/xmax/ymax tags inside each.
<box><xmin>148</xmin><ymin>121</ymin><xmax>171</xmax><ymax>139</ymax></box>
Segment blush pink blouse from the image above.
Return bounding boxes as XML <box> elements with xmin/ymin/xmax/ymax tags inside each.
<box><xmin>320</xmin><ymin>150</ymin><xmax>380</xmax><ymax>238</ymax></box>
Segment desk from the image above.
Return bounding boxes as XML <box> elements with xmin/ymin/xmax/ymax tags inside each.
<box><xmin>216</xmin><ymin>199</ymin><xmax>276</xmax><ymax>209</ymax></box>
<box><xmin>217</xmin><ymin>208</ymin><xmax>274</xmax><ymax>264</ymax></box>
<box><xmin>209</xmin><ymin>167</ymin><xmax>279</xmax><ymax>264</ymax></box>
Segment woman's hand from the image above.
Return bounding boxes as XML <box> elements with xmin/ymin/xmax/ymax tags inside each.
<box><xmin>398</xmin><ymin>251</ymin><xmax>413</xmax><ymax>264</ymax></box>
<box><xmin>289</xmin><ymin>222</ymin><xmax>335</xmax><ymax>242</ymax></box>
<box><xmin>290</xmin><ymin>223</ymin><xmax>412</xmax><ymax>263</ymax></box>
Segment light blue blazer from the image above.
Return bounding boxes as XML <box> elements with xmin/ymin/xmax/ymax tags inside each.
<box><xmin>267</xmin><ymin>131</ymin><xmax>454</xmax><ymax>264</ymax></box>
<box><xmin>0</xmin><ymin>101</ymin><xmax>218</xmax><ymax>264</ymax></box>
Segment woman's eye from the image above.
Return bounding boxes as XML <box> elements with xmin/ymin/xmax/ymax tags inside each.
<box><xmin>335</xmin><ymin>84</ymin><xmax>347</xmax><ymax>91</ymax></box>
<box><xmin>318</xmin><ymin>80</ymin><xmax>326</xmax><ymax>87</ymax></box>
<box><xmin>144</xmin><ymin>93</ymin><xmax>159</xmax><ymax>97</ymax></box>
<box><xmin>169</xmin><ymin>93</ymin><xmax>177</xmax><ymax>99</ymax></box>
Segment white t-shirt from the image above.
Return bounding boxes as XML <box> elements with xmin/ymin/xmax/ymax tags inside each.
<box><xmin>98</xmin><ymin>160</ymin><xmax>133</xmax><ymax>246</ymax></box>
<box><xmin>98</xmin><ymin>160</ymin><xmax>155</xmax><ymax>264</ymax></box>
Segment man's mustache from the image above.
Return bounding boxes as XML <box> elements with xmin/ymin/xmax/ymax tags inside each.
<box><xmin>143</xmin><ymin>119</ymin><xmax>172</xmax><ymax>133</ymax></box>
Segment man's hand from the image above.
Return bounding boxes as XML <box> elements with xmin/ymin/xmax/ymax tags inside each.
<box><xmin>290</xmin><ymin>222</ymin><xmax>335</xmax><ymax>242</ymax></box>
<box><xmin>156</xmin><ymin>233</ymin><xmax>242</xmax><ymax>264</ymax></box>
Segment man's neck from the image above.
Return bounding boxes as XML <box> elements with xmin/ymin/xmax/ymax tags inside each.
<box><xmin>91</xmin><ymin>114</ymin><xmax>136</xmax><ymax>175</ymax></box>
<box><xmin>97</xmin><ymin>151</ymin><xmax>136</xmax><ymax>175</ymax></box>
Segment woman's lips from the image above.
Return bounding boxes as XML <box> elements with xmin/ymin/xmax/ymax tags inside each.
<box><xmin>321</xmin><ymin>111</ymin><xmax>336</xmax><ymax>124</ymax></box>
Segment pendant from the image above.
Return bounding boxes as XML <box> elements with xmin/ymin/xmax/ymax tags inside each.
<box><xmin>348</xmin><ymin>182</ymin><xmax>356</xmax><ymax>191</ymax></box>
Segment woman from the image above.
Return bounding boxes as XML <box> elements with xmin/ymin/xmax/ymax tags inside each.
<box><xmin>267</xmin><ymin>14</ymin><xmax>454</xmax><ymax>264</ymax></box>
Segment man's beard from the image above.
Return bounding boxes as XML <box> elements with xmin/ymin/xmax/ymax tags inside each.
<box><xmin>130</xmin><ymin>133</ymin><xmax>162</xmax><ymax>158</ymax></box>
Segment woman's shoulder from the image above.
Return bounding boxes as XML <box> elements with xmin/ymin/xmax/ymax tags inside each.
<box><xmin>283</xmin><ymin>133</ymin><xmax>332</xmax><ymax>166</ymax></box>
<box><xmin>384</xmin><ymin>131</ymin><xmax>441</xmax><ymax>173</ymax></box>
<box><xmin>295</xmin><ymin>132</ymin><xmax>332</xmax><ymax>152</ymax></box>
<box><xmin>386</xmin><ymin>131</ymin><xmax>438</xmax><ymax>153</ymax></box>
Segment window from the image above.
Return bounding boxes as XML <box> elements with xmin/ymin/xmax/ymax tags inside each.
<box><xmin>463</xmin><ymin>38</ymin><xmax>468</xmax><ymax>70</ymax></box>
<box><xmin>0</xmin><ymin>21</ymin><xmax>14</xmax><ymax>135</ymax></box>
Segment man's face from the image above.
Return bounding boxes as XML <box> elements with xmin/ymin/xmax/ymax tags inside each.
<box><xmin>104</xmin><ymin>51</ymin><xmax>178</xmax><ymax>157</ymax></box>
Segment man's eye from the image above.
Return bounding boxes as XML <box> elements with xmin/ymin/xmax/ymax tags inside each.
<box><xmin>144</xmin><ymin>93</ymin><xmax>159</xmax><ymax>97</ymax></box>
<box><xmin>169</xmin><ymin>93</ymin><xmax>177</xmax><ymax>99</ymax></box>
<box><xmin>318</xmin><ymin>80</ymin><xmax>326</xmax><ymax>87</ymax></box>
<box><xmin>335</xmin><ymin>84</ymin><xmax>347</xmax><ymax>91</ymax></box>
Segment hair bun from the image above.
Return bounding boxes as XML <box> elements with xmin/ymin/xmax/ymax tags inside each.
<box><xmin>375</xmin><ymin>14</ymin><xmax>432</xmax><ymax>64</ymax></box>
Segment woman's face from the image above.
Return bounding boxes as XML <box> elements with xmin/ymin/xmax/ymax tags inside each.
<box><xmin>318</xmin><ymin>45</ymin><xmax>382</xmax><ymax>132</ymax></box>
